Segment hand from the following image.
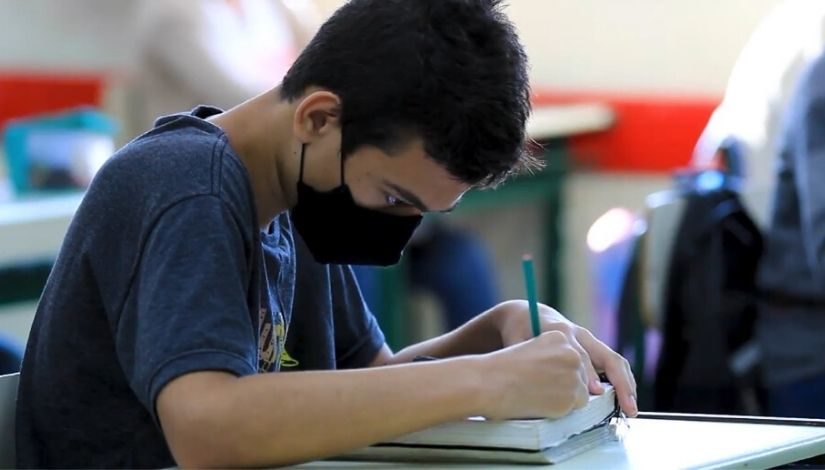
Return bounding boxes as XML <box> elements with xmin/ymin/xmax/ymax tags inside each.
<box><xmin>488</xmin><ymin>300</ymin><xmax>638</xmax><ymax>417</ymax></box>
<box><xmin>478</xmin><ymin>330</ymin><xmax>590</xmax><ymax>420</ymax></box>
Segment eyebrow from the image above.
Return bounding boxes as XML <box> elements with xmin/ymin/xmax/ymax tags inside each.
<box><xmin>385</xmin><ymin>181</ymin><xmax>459</xmax><ymax>214</ymax></box>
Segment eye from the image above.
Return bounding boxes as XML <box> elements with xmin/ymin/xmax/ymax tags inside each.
<box><xmin>386</xmin><ymin>194</ymin><xmax>403</xmax><ymax>207</ymax></box>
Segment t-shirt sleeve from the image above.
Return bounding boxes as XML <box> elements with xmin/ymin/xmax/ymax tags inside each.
<box><xmin>331</xmin><ymin>264</ymin><xmax>386</xmax><ymax>369</ymax></box>
<box><xmin>114</xmin><ymin>195</ymin><xmax>258</xmax><ymax>420</ymax></box>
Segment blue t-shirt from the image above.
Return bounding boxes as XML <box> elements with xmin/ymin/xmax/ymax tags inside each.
<box><xmin>15</xmin><ymin>107</ymin><xmax>385</xmax><ymax>468</ymax></box>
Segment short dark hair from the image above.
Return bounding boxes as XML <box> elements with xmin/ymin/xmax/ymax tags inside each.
<box><xmin>280</xmin><ymin>0</ymin><xmax>539</xmax><ymax>188</ymax></box>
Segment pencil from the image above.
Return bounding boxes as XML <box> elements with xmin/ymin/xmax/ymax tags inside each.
<box><xmin>521</xmin><ymin>254</ymin><xmax>541</xmax><ymax>337</ymax></box>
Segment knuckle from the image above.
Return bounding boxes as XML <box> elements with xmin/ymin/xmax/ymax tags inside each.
<box><xmin>560</xmin><ymin>367</ymin><xmax>585</xmax><ymax>392</ymax></box>
<box><xmin>559</xmin><ymin>345</ymin><xmax>582</xmax><ymax>365</ymax></box>
<box><xmin>543</xmin><ymin>330</ymin><xmax>567</xmax><ymax>343</ymax></box>
<box><xmin>549</xmin><ymin>321</ymin><xmax>572</xmax><ymax>334</ymax></box>
<box><xmin>609</xmin><ymin>352</ymin><xmax>630</xmax><ymax>369</ymax></box>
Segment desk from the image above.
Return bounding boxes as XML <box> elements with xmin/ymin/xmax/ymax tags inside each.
<box><xmin>526</xmin><ymin>102</ymin><xmax>615</xmax><ymax>140</ymax></box>
<box><xmin>374</xmin><ymin>103</ymin><xmax>615</xmax><ymax>349</ymax></box>
<box><xmin>0</xmin><ymin>193</ymin><xmax>82</xmax><ymax>305</ymax></box>
<box><xmin>0</xmin><ymin>192</ymin><xmax>82</xmax><ymax>265</ymax></box>
<box><xmin>297</xmin><ymin>414</ymin><xmax>825</xmax><ymax>469</ymax></box>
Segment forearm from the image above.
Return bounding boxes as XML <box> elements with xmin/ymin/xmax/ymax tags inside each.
<box><xmin>386</xmin><ymin>307</ymin><xmax>503</xmax><ymax>365</ymax></box>
<box><xmin>159</xmin><ymin>357</ymin><xmax>487</xmax><ymax>468</ymax></box>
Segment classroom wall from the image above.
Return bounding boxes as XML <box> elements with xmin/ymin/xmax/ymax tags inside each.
<box><xmin>0</xmin><ymin>0</ymin><xmax>135</xmax><ymax>72</ymax></box>
<box><xmin>315</xmin><ymin>0</ymin><xmax>781</xmax><ymax>95</ymax></box>
<box><xmin>0</xmin><ymin>0</ymin><xmax>785</xmax><ymax>341</ymax></box>
<box><xmin>0</xmin><ymin>0</ymin><xmax>783</xmax><ymax>88</ymax></box>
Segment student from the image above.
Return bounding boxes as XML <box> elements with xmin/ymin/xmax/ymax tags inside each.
<box><xmin>15</xmin><ymin>0</ymin><xmax>637</xmax><ymax>467</ymax></box>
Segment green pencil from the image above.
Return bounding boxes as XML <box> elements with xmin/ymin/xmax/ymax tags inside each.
<box><xmin>522</xmin><ymin>254</ymin><xmax>541</xmax><ymax>337</ymax></box>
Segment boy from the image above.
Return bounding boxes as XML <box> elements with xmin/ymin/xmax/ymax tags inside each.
<box><xmin>16</xmin><ymin>0</ymin><xmax>637</xmax><ymax>467</ymax></box>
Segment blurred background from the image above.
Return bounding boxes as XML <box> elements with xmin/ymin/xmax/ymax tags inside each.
<box><xmin>0</xmin><ymin>0</ymin><xmax>806</xmax><ymax>410</ymax></box>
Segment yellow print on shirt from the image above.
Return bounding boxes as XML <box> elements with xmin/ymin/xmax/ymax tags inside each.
<box><xmin>275</xmin><ymin>322</ymin><xmax>299</xmax><ymax>368</ymax></box>
<box><xmin>258</xmin><ymin>307</ymin><xmax>299</xmax><ymax>372</ymax></box>
<box><xmin>258</xmin><ymin>307</ymin><xmax>276</xmax><ymax>372</ymax></box>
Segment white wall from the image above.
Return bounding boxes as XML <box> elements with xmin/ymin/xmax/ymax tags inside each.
<box><xmin>0</xmin><ymin>0</ymin><xmax>782</xmax><ymax>90</ymax></box>
<box><xmin>0</xmin><ymin>0</ymin><xmax>136</xmax><ymax>71</ymax></box>
<box><xmin>317</xmin><ymin>0</ymin><xmax>781</xmax><ymax>94</ymax></box>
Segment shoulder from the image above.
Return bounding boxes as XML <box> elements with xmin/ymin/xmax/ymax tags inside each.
<box><xmin>99</xmin><ymin>116</ymin><xmax>224</xmax><ymax>196</ymax></box>
<box><xmin>83</xmin><ymin>111</ymin><xmax>256</xmax><ymax>233</ymax></box>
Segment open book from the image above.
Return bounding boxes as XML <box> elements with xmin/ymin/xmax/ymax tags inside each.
<box><xmin>337</xmin><ymin>385</ymin><xmax>619</xmax><ymax>464</ymax></box>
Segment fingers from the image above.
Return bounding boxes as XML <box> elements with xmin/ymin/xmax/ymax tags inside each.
<box><xmin>539</xmin><ymin>331</ymin><xmax>592</xmax><ymax>410</ymax></box>
<box><xmin>527</xmin><ymin>304</ymin><xmax>635</xmax><ymax>415</ymax></box>
<box><xmin>573</xmin><ymin>376</ymin><xmax>590</xmax><ymax>409</ymax></box>
<box><xmin>603</xmin><ymin>354</ymin><xmax>638</xmax><ymax>417</ymax></box>
<box><xmin>573</xmin><ymin>328</ymin><xmax>637</xmax><ymax>415</ymax></box>
<box><xmin>568</xmin><ymin>337</ymin><xmax>602</xmax><ymax>395</ymax></box>
<box><xmin>543</xmin><ymin>321</ymin><xmax>603</xmax><ymax>395</ymax></box>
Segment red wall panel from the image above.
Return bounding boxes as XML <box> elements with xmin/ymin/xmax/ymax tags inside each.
<box><xmin>533</xmin><ymin>89</ymin><xmax>720</xmax><ymax>173</ymax></box>
<box><xmin>0</xmin><ymin>73</ymin><xmax>104</xmax><ymax>131</ymax></box>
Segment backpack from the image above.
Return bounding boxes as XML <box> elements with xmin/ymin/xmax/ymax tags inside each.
<box><xmin>652</xmin><ymin>185</ymin><xmax>764</xmax><ymax>414</ymax></box>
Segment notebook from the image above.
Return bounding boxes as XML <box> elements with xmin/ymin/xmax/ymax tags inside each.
<box><xmin>337</xmin><ymin>385</ymin><xmax>619</xmax><ymax>464</ymax></box>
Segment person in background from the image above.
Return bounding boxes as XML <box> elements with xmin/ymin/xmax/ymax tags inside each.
<box><xmin>127</xmin><ymin>0</ymin><xmax>503</xmax><ymax>338</ymax></box>
<box><xmin>690</xmin><ymin>0</ymin><xmax>825</xmax><ymax>419</ymax></box>
<box><xmin>16</xmin><ymin>1</ymin><xmax>637</xmax><ymax>467</ymax></box>
<box><xmin>756</xmin><ymin>46</ymin><xmax>825</xmax><ymax>419</ymax></box>
<box><xmin>353</xmin><ymin>220</ymin><xmax>500</xmax><ymax>332</ymax></box>
<box><xmin>692</xmin><ymin>0</ymin><xmax>825</xmax><ymax>227</ymax></box>
<box><xmin>124</xmin><ymin>0</ymin><xmax>319</xmax><ymax>137</ymax></box>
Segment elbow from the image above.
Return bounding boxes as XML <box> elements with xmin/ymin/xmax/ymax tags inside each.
<box><xmin>161</xmin><ymin>399</ymin><xmax>247</xmax><ymax>468</ymax></box>
<box><xmin>157</xmin><ymin>373</ymin><xmax>251</xmax><ymax>468</ymax></box>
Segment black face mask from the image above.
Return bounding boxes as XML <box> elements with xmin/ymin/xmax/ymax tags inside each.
<box><xmin>291</xmin><ymin>144</ymin><xmax>423</xmax><ymax>266</ymax></box>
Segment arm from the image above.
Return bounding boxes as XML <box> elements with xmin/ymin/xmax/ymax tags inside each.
<box><xmin>376</xmin><ymin>304</ymin><xmax>504</xmax><ymax>365</ymax></box>
<box><xmin>158</xmin><ymin>331</ymin><xmax>588</xmax><ymax>468</ymax></box>
<box><xmin>159</xmin><ymin>358</ymin><xmax>481</xmax><ymax>468</ymax></box>
<box><xmin>374</xmin><ymin>300</ymin><xmax>638</xmax><ymax>416</ymax></box>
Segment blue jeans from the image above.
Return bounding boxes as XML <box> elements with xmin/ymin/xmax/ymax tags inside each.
<box><xmin>767</xmin><ymin>371</ymin><xmax>825</xmax><ymax>419</ymax></box>
<box><xmin>353</xmin><ymin>227</ymin><xmax>499</xmax><ymax>331</ymax></box>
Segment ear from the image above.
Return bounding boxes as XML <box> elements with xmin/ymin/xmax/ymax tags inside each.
<box><xmin>293</xmin><ymin>90</ymin><xmax>342</xmax><ymax>144</ymax></box>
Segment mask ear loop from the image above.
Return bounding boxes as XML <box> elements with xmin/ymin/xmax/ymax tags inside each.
<box><xmin>298</xmin><ymin>143</ymin><xmax>307</xmax><ymax>183</ymax></box>
<box><xmin>339</xmin><ymin>149</ymin><xmax>345</xmax><ymax>187</ymax></box>
<box><xmin>339</xmin><ymin>125</ymin><xmax>346</xmax><ymax>186</ymax></box>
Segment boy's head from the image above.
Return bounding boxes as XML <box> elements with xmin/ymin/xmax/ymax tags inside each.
<box><xmin>281</xmin><ymin>0</ymin><xmax>536</xmax><ymax>217</ymax></box>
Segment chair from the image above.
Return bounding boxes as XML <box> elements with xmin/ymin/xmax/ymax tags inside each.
<box><xmin>0</xmin><ymin>372</ymin><xmax>19</xmax><ymax>469</ymax></box>
<box><xmin>586</xmin><ymin>207</ymin><xmax>640</xmax><ymax>349</ymax></box>
<box><xmin>585</xmin><ymin>198</ymin><xmax>681</xmax><ymax>410</ymax></box>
